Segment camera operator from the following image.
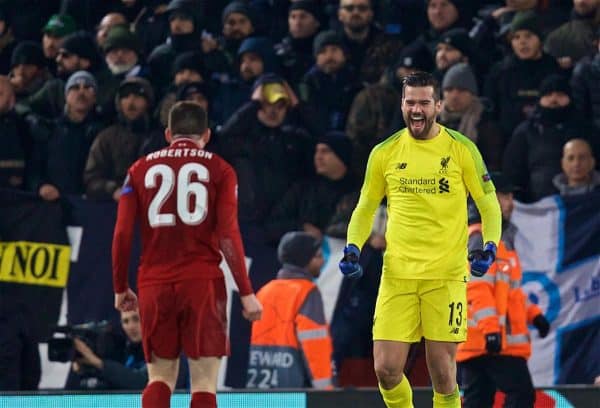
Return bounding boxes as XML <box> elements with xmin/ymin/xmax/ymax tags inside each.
<box><xmin>65</xmin><ymin>310</ymin><xmax>187</xmax><ymax>390</ymax></box>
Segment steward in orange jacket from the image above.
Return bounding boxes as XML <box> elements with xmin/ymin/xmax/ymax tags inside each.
<box><xmin>247</xmin><ymin>231</ymin><xmax>333</xmax><ymax>389</ymax></box>
<box><xmin>457</xmin><ymin>172</ymin><xmax>550</xmax><ymax>408</ymax></box>
<box><xmin>457</xmin><ymin>222</ymin><xmax>545</xmax><ymax>361</ymax></box>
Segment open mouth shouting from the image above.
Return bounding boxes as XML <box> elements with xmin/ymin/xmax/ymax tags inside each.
<box><xmin>409</xmin><ymin>114</ymin><xmax>426</xmax><ymax>133</ymax></box>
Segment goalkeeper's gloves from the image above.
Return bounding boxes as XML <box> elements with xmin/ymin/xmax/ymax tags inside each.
<box><xmin>485</xmin><ymin>332</ymin><xmax>502</xmax><ymax>353</ymax></box>
<box><xmin>533</xmin><ymin>314</ymin><xmax>550</xmax><ymax>338</ymax></box>
<box><xmin>339</xmin><ymin>244</ymin><xmax>363</xmax><ymax>279</ymax></box>
<box><xmin>468</xmin><ymin>241</ymin><xmax>497</xmax><ymax>277</ymax></box>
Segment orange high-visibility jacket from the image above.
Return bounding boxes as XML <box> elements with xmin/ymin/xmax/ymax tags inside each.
<box><xmin>247</xmin><ymin>268</ymin><xmax>333</xmax><ymax>389</ymax></box>
<box><xmin>457</xmin><ymin>223</ymin><xmax>543</xmax><ymax>362</ymax></box>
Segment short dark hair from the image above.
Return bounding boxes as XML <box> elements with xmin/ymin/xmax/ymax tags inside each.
<box><xmin>168</xmin><ymin>101</ymin><xmax>207</xmax><ymax>136</ymax></box>
<box><xmin>402</xmin><ymin>71</ymin><xmax>441</xmax><ymax>101</ymax></box>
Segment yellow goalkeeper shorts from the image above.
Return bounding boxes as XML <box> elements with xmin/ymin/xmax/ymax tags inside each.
<box><xmin>373</xmin><ymin>277</ymin><xmax>467</xmax><ymax>343</ymax></box>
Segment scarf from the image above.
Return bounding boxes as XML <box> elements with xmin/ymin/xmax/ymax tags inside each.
<box><xmin>439</xmin><ymin>97</ymin><xmax>484</xmax><ymax>142</ymax></box>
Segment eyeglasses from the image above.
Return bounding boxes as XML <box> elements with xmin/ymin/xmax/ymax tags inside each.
<box><xmin>341</xmin><ymin>4</ymin><xmax>370</xmax><ymax>12</ymax></box>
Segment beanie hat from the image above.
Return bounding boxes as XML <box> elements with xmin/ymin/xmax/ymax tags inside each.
<box><xmin>426</xmin><ymin>0</ymin><xmax>467</xmax><ymax>8</ymax></box>
<box><xmin>543</xmin><ymin>21</ymin><xmax>594</xmax><ymax>62</ymax></box>
<box><xmin>61</xmin><ymin>31</ymin><xmax>99</xmax><ymax>65</ymax></box>
<box><xmin>313</xmin><ymin>30</ymin><xmax>345</xmax><ymax>57</ymax></box>
<box><xmin>438</xmin><ymin>28</ymin><xmax>473</xmax><ymax>59</ymax></box>
<box><xmin>393</xmin><ymin>41</ymin><xmax>435</xmax><ymax>72</ymax></box>
<box><xmin>102</xmin><ymin>24</ymin><xmax>142</xmax><ymax>55</ymax></box>
<box><xmin>117</xmin><ymin>77</ymin><xmax>155</xmax><ymax>107</ymax></box>
<box><xmin>43</xmin><ymin>14</ymin><xmax>76</xmax><ymax>37</ymax></box>
<box><xmin>510</xmin><ymin>10</ymin><xmax>543</xmax><ymax>39</ymax></box>
<box><xmin>176</xmin><ymin>81</ymin><xmax>210</xmax><ymax>101</ymax></box>
<box><xmin>64</xmin><ymin>70</ymin><xmax>97</xmax><ymax>94</ymax></box>
<box><xmin>222</xmin><ymin>1</ymin><xmax>255</xmax><ymax>25</ymax></box>
<box><xmin>237</xmin><ymin>36</ymin><xmax>279</xmax><ymax>73</ymax></box>
<box><xmin>11</xmin><ymin>41</ymin><xmax>45</xmax><ymax>68</ymax></box>
<box><xmin>172</xmin><ymin>51</ymin><xmax>206</xmax><ymax>79</ymax></box>
<box><xmin>277</xmin><ymin>231</ymin><xmax>321</xmax><ymax>268</ymax></box>
<box><xmin>538</xmin><ymin>74</ymin><xmax>570</xmax><ymax>97</ymax></box>
<box><xmin>318</xmin><ymin>131</ymin><xmax>353</xmax><ymax>169</ymax></box>
<box><xmin>166</xmin><ymin>0</ymin><xmax>201</xmax><ymax>23</ymax></box>
<box><xmin>442</xmin><ymin>62</ymin><xmax>478</xmax><ymax>95</ymax></box>
<box><xmin>289</xmin><ymin>0</ymin><xmax>323</xmax><ymax>22</ymax></box>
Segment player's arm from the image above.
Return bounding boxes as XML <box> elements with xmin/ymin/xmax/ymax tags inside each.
<box><xmin>112</xmin><ymin>171</ymin><xmax>139</xmax><ymax>310</ymax></box>
<box><xmin>340</xmin><ymin>147</ymin><xmax>386</xmax><ymax>278</ymax></box>
<box><xmin>461</xmin><ymin>140</ymin><xmax>501</xmax><ymax>275</ymax></box>
<box><xmin>346</xmin><ymin>147</ymin><xmax>386</xmax><ymax>248</ymax></box>
<box><xmin>216</xmin><ymin>164</ymin><xmax>261</xmax><ymax>321</ymax></box>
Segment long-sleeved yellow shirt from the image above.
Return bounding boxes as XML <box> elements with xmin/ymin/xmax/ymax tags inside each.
<box><xmin>347</xmin><ymin>125</ymin><xmax>501</xmax><ymax>282</ymax></box>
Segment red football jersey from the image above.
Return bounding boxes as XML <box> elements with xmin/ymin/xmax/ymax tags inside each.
<box><xmin>112</xmin><ymin>138</ymin><xmax>253</xmax><ymax>296</ymax></box>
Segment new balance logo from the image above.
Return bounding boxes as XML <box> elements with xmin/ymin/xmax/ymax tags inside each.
<box><xmin>439</xmin><ymin>177</ymin><xmax>450</xmax><ymax>193</ymax></box>
<box><xmin>396</xmin><ymin>162</ymin><xmax>407</xmax><ymax>170</ymax></box>
<box><xmin>449</xmin><ymin>328</ymin><xmax>459</xmax><ymax>334</ymax></box>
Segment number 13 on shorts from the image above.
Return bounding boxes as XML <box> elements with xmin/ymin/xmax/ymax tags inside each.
<box><xmin>448</xmin><ymin>301</ymin><xmax>463</xmax><ymax>334</ymax></box>
<box><xmin>421</xmin><ymin>280</ymin><xmax>467</xmax><ymax>342</ymax></box>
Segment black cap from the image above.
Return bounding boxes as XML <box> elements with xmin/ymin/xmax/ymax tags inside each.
<box><xmin>222</xmin><ymin>1</ymin><xmax>255</xmax><ymax>25</ymax></box>
<box><xmin>11</xmin><ymin>41</ymin><xmax>45</xmax><ymax>68</ymax></box>
<box><xmin>438</xmin><ymin>28</ymin><xmax>473</xmax><ymax>59</ymax></box>
<box><xmin>510</xmin><ymin>10</ymin><xmax>543</xmax><ymax>39</ymax></box>
<box><xmin>539</xmin><ymin>74</ymin><xmax>570</xmax><ymax>98</ymax></box>
<box><xmin>172</xmin><ymin>51</ymin><xmax>206</xmax><ymax>79</ymax></box>
<box><xmin>61</xmin><ymin>31</ymin><xmax>99</xmax><ymax>66</ymax></box>
<box><xmin>318</xmin><ymin>131</ymin><xmax>353</xmax><ymax>169</ymax></box>
<box><xmin>117</xmin><ymin>77</ymin><xmax>155</xmax><ymax>107</ymax></box>
<box><xmin>393</xmin><ymin>40</ymin><xmax>435</xmax><ymax>72</ymax></box>
<box><xmin>313</xmin><ymin>30</ymin><xmax>345</xmax><ymax>57</ymax></box>
<box><xmin>490</xmin><ymin>171</ymin><xmax>516</xmax><ymax>193</ymax></box>
<box><xmin>176</xmin><ymin>81</ymin><xmax>209</xmax><ymax>101</ymax></box>
<box><xmin>277</xmin><ymin>231</ymin><xmax>321</xmax><ymax>268</ymax></box>
<box><xmin>103</xmin><ymin>24</ymin><xmax>142</xmax><ymax>54</ymax></box>
<box><xmin>166</xmin><ymin>0</ymin><xmax>202</xmax><ymax>28</ymax></box>
<box><xmin>289</xmin><ymin>0</ymin><xmax>323</xmax><ymax>22</ymax></box>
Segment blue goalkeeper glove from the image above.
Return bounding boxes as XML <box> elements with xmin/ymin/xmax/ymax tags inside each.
<box><xmin>339</xmin><ymin>244</ymin><xmax>363</xmax><ymax>279</ymax></box>
<box><xmin>468</xmin><ymin>241</ymin><xmax>497</xmax><ymax>277</ymax></box>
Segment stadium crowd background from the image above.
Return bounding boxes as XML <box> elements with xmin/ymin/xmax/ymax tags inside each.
<box><xmin>0</xmin><ymin>0</ymin><xmax>599</xmax><ymax>394</ymax></box>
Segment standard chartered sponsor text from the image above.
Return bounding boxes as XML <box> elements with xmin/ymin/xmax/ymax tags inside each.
<box><xmin>398</xmin><ymin>177</ymin><xmax>437</xmax><ymax>194</ymax></box>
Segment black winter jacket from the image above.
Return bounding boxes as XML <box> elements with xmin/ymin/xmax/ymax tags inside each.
<box><xmin>502</xmin><ymin>106</ymin><xmax>586</xmax><ymax>202</ymax></box>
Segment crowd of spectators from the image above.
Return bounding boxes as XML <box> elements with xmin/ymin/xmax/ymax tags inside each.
<box><xmin>0</xmin><ymin>0</ymin><xmax>599</xmax><ymax>390</ymax></box>
<box><xmin>1</xmin><ymin>0</ymin><xmax>599</xmax><ymax>209</ymax></box>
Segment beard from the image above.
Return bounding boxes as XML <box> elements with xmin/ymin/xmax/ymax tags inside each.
<box><xmin>108</xmin><ymin>61</ymin><xmax>136</xmax><ymax>75</ymax></box>
<box><xmin>404</xmin><ymin>112</ymin><xmax>435</xmax><ymax>139</ymax></box>
<box><xmin>320</xmin><ymin>60</ymin><xmax>341</xmax><ymax>74</ymax></box>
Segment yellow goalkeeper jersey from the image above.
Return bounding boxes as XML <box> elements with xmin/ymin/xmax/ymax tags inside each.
<box><xmin>347</xmin><ymin>125</ymin><xmax>498</xmax><ymax>282</ymax></box>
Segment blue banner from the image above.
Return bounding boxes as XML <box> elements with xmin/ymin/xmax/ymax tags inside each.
<box><xmin>512</xmin><ymin>191</ymin><xmax>600</xmax><ymax>385</ymax></box>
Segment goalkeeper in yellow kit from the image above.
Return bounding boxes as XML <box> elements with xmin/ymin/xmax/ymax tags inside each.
<box><xmin>339</xmin><ymin>72</ymin><xmax>502</xmax><ymax>408</ymax></box>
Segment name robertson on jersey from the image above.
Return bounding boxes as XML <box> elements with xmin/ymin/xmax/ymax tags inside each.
<box><xmin>397</xmin><ymin>177</ymin><xmax>437</xmax><ymax>194</ymax></box>
<box><xmin>146</xmin><ymin>149</ymin><xmax>213</xmax><ymax>161</ymax></box>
